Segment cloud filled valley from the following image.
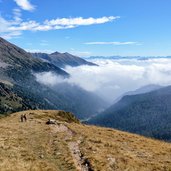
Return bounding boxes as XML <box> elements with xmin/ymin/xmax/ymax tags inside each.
<box><xmin>34</xmin><ymin>58</ymin><xmax>171</xmax><ymax>104</ymax></box>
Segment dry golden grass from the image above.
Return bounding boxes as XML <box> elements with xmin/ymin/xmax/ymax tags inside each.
<box><xmin>0</xmin><ymin>110</ymin><xmax>77</xmax><ymax>171</ymax></box>
<box><xmin>0</xmin><ymin>110</ymin><xmax>171</xmax><ymax>171</ymax></box>
<box><xmin>68</xmin><ymin>123</ymin><xmax>171</xmax><ymax>171</ymax></box>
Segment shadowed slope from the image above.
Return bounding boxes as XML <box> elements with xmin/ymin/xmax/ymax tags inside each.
<box><xmin>88</xmin><ymin>85</ymin><xmax>171</xmax><ymax>141</ymax></box>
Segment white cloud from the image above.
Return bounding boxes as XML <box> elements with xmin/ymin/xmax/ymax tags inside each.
<box><xmin>9</xmin><ymin>16</ymin><xmax>119</xmax><ymax>31</ymax></box>
<box><xmin>34</xmin><ymin>72</ymin><xmax>65</xmax><ymax>87</ymax></box>
<box><xmin>84</xmin><ymin>41</ymin><xmax>140</xmax><ymax>45</ymax></box>
<box><xmin>45</xmin><ymin>16</ymin><xmax>119</xmax><ymax>26</ymax></box>
<box><xmin>14</xmin><ymin>0</ymin><xmax>35</xmax><ymax>11</ymax></box>
<box><xmin>13</xmin><ymin>8</ymin><xmax>22</xmax><ymax>22</ymax></box>
<box><xmin>0</xmin><ymin>16</ymin><xmax>119</xmax><ymax>39</ymax></box>
<box><xmin>2</xmin><ymin>31</ymin><xmax>21</xmax><ymax>39</ymax></box>
<box><xmin>0</xmin><ymin>16</ymin><xmax>22</xmax><ymax>39</ymax></box>
<box><xmin>0</xmin><ymin>16</ymin><xmax>10</xmax><ymax>32</ymax></box>
<box><xmin>35</xmin><ymin>58</ymin><xmax>171</xmax><ymax>103</ymax></box>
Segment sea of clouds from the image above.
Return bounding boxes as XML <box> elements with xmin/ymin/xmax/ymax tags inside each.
<box><xmin>35</xmin><ymin>58</ymin><xmax>171</xmax><ymax>104</ymax></box>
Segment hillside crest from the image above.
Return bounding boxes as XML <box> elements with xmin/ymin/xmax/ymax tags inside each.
<box><xmin>1</xmin><ymin>110</ymin><xmax>171</xmax><ymax>171</ymax></box>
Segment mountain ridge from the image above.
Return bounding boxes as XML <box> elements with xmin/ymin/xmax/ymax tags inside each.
<box><xmin>31</xmin><ymin>51</ymin><xmax>97</xmax><ymax>68</ymax></box>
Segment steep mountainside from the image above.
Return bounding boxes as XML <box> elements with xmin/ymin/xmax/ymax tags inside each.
<box><xmin>31</xmin><ymin>52</ymin><xmax>96</xmax><ymax>68</ymax></box>
<box><xmin>0</xmin><ymin>82</ymin><xmax>60</xmax><ymax>114</ymax></box>
<box><xmin>0</xmin><ymin>110</ymin><xmax>171</xmax><ymax>171</ymax></box>
<box><xmin>0</xmin><ymin>80</ymin><xmax>107</xmax><ymax>119</ymax></box>
<box><xmin>0</xmin><ymin>37</ymin><xmax>69</xmax><ymax>86</ymax></box>
<box><xmin>0</xmin><ymin>37</ymin><xmax>105</xmax><ymax>119</ymax></box>
<box><xmin>88</xmin><ymin>85</ymin><xmax>171</xmax><ymax>141</ymax></box>
<box><xmin>0</xmin><ymin>82</ymin><xmax>25</xmax><ymax>114</ymax></box>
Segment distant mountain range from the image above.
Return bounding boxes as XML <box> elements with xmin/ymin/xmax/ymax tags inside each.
<box><xmin>85</xmin><ymin>56</ymin><xmax>171</xmax><ymax>60</ymax></box>
<box><xmin>31</xmin><ymin>52</ymin><xmax>97</xmax><ymax>68</ymax></box>
<box><xmin>0</xmin><ymin>37</ymin><xmax>106</xmax><ymax>119</ymax></box>
<box><xmin>88</xmin><ymin>85</ymin><xmax>171</xmax><ymax>141</ymax></box>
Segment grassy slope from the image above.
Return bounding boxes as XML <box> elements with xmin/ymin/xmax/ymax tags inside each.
<box><xmin>0</xmin><ymin>110</ymin><xmax>171</xmax><ymax>171</ymax></box>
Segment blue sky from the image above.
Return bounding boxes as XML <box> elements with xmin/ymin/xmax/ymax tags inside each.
<box><xmin>0</xmin><ymin>0</ymin><xmax>171</xmax><ymax>56</ymax></box>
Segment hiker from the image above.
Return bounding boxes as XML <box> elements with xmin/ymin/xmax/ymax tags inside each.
<box><xmin>20</xmin><ymin>114</ymin><xmax>27</xmax><ymax>122</ymax></box>
<box><xmin>23</xmin><ymin>114</ymin><xmax>27</xmax><ymax>122</ymax></box>
<box><xmin>20</xmin><ymin>114</ymin><xmax>24</xmax><ymax>122</ymax></box>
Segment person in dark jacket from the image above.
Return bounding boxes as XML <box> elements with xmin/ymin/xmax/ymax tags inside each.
<box><xmin>23</xmin><ymin>114</ymin><xmax>27</xmax><ymax>122</ymax></box>
<box><xmin>20</xmin><ymin>114</ymin><xmax>24</xmax><ymax>122</ymax></box>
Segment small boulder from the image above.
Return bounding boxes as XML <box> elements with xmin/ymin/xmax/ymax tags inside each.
<box><xmin>46</xmin><ymin>119</ymin><xmax>56</xmax><ymax>125</ymax></box>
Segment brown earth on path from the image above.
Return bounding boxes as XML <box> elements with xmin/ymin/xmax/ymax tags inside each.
<box><xmin>0</xmin><ymin>110</ymin><xmax>171</xmax><ymax>171</ymax></box>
